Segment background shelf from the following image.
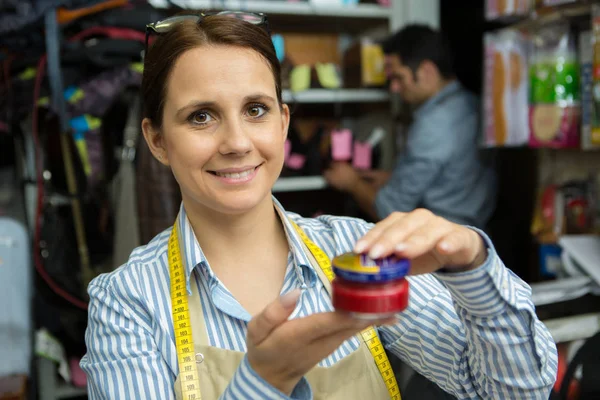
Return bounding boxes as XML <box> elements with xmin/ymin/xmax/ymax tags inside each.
<box><xmin>283</xmin><ymin>89</ymin><xmax>389</xmax><ymax>104</ymax></box>
<box><xmin>272</xmin><ymin>176</ymin><xmax>327</xmax><ymax>192</ymax></box>
<box><xmin>543</xmin><ymin>312</ymin><xmax>600</xmax><ymax>344</ymax></box>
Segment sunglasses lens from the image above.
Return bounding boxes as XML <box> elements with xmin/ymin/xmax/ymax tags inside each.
<box><xmin>217</xmin><ymin>11</ymin><xmax>263</xmax><ymax>24</ymax></box>
<box><xmin>153</xmin><ymin>15</ymin><xmax>198</xmax><ymax>33</ymax></box>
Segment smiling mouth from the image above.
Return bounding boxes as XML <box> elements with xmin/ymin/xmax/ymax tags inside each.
<box><xmin>209</xmin><ymin>165</ymin><xmax>259</xmax><ymax>179</ymax></box>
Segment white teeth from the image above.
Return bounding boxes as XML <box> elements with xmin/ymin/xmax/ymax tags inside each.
<box><xmin>215</xmin><ymin>168</ymin><xmax>255</xmax><ymax>179</ymax></box>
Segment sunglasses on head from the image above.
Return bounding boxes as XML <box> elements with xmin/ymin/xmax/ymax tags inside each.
<box><xmin>145</xmin><ymin>11</ymin><xmax>270</xmax><ymax>55</ymax></box>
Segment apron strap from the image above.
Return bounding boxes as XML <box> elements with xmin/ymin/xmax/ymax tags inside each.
<box><xmin>187</xmin><ymin>266</ymin><xmax>211</xmax><ymax>348</ymax></box>
<box><xmin>298</xmin><ymin>239</ymin><xmax>333</xmax><ymax>296</ymax></box>
<box><xmin>273</xmin><ymin>206</ymin><xmax>334</xmax><ymax>295</ymax></box>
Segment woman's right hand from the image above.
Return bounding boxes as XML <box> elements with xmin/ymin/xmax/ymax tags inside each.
<box><xmin>246</xmin><ymin>289</ymin><xmax>394</xmax><ymax>395</ymax></box>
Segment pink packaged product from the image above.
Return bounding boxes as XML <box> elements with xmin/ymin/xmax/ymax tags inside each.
<box><xmin>331</xmin><ymin>129</ymin><xmax>353</xmax><ymax>161</ymax></box>
<box><xmin>285</xmin><ymin>153</ymin><xmax>307</xmax><ymax>170</ymax></box>
<box><xmin>284</xmin><ymin>139</ymin><xmax>291</xmax><ymax>161</ymax></box>
<box><xmin>70</xmin><ymin>357</ymin><xmax>87</xmax><ymax>387</ymax></box>
<box><xmin>352</xmin><ymin>141</ymin><xmax>372</xmax><ymax>170</ymax></box>
<box><xmin>528</xmin><ymin>105</ymin><xmax>580</xmax><ymax>148</ymax></box>
<box><xmin>284</xmin><ymin>139</ymin><xmax>308</xmax><ymax>170</ymax></box>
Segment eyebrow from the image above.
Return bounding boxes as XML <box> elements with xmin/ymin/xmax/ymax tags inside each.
<box><xmin>176</xmin><ymin>93</ymin><xmax>277</xmax><ymax>119</ymax></box>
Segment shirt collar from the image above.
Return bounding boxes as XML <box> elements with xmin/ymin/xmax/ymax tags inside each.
<box><xmin>176</xmin><ymin>196</ymin><xmax>319</xmax><ymax>294</ymax></box>
<box><xmin>414</xmin><ymin>80</ymin><xmax>461</xmax><ymax>119</ymax></box>
<box><xmin>176</xmin><ymin>203</ymin><xmax>206</xmax><ymax>294</ymax></box>
<box><xmin>273</xmin><ymin>199</ymin><xmax>320</xmax><ymax>288</ymax></box>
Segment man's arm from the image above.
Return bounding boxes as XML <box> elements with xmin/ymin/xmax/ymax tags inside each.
<box><xmin>323</xmin><ymin>156</ymin><xmax>443</xmax><ymax>221</ymax></box>
<box><xmin>375</xmin><ymin>115</ymin><xmax>468</xmax><ymax>220</ymax></box>
<box><xmin>325</xmin><ymin>122</ymin><xmax>454</xmax><ymax>221</ymax></box>
<box><xmin>374</xmin><ymin>156</ymin><xmax>443</xmax><ymax>219</ymax></box>
<box><xmin>348</xmin><ymin>179</ymin><xmax>379</xmax><ymax>220</ymax></box>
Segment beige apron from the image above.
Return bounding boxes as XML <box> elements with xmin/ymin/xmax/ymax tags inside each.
<box><xmin>174</xmin><ymin>245</ymin><xmax>391</xmax><ymax>399</ymax></box>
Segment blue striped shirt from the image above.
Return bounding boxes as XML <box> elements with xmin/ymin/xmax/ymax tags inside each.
<box><xmin>80</xmin><ymin>197</ymin><xmax>557</xmax><ymax>399</ymax></box>
<box><xmin>375</xmin><ymin>81</ymin><xmax>497</xmax><ymax>229</ymax></box>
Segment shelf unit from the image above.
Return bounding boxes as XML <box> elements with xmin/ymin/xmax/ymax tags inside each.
<box><xmin>530</xmin><ymin>278</ymin><xmax>600</xmax><ymax>343</ymax></box>
<box><xmin>543</xmin><ymin>312</ymin><xmax>600</xmax><ymax>344</ymax></box>
<box><xmin>482</xmin><ymin>0</ymin><xmax>600</xmax><ymax>342</ymax></box>
<box><xmin>272</xmin><ymin>175</ymin><xmax>327</xmax><ymax>192</ymax></box>
<box><xmin>282</xmin><ymin>88</ymin><xmax>389</xmax><ymax>104</ymax></box>
<box><xmin>503</xmin><ymin>1</ymin><xmax>592</xmax><ymax>31</ymax></box>
<box><xmin>38</xmin><ymin>357</ymin><xmax>87</xmax><ymax>400</ymax></box>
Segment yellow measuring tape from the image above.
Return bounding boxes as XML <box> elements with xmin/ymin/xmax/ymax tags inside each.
<box><xmin>169</xmin><ymin>220</ymin><xmax>401</xmax><ymax>400</ymax></box>
<box><xmin>169</xmin><ymin>224</ymin><xmax>202</xmax><ymax>400</ymax></box>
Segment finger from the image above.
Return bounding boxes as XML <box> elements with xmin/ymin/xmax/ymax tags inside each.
<box><xmin>437</xmin><ymin>228</ymin><xmax>484</xmax><ymax>267</ymax></box>
<box><xmin>359</xmin><ymin>209</ymin><xmax>435</xmax><ymax>259</ymax></box>
<box><xmin>304</xmin><ymin>317</ymin><xmax>396</xmax><ymax>360</ymax></box>
<box><xmin>392</xmin><ymin>216</ymin><xmax>455</xmax><ymax>260</ymax></box>
<box><xmin>323</xmin><ymin>168</ymin><xmax>338</xmax><ymax>180</ymax></box>
<box><xmin>287</xmin><ymin>310</ymin><xmax>395</xmax><ymax>344</ymax></box>
<box><xmin>323</xmin><ymin>171</ymin><xmax>335</xmax><ymax>184</ymax></box>
<box><xmin>282</xmin><ymin>326</ymin><xmax>368</xmax><ymax>375</ymax></box>
<box><xmin>304</xmin><ymin>325</ymin><xmax>370</xmax><ymax>361</ymax></box>
<box><xmin>311</xmin><ymin>316</ymin><xmax>396</xmax><ymax>343</ymax></box>
<box><xmin>277</xmin><ymin>311</ymin><xmax>365</xmax><ymax>344</ymax></box>
<box><xmin>353</xmin><ymin>212</ymin><xmax>404</xmax><ymax>254</ymax></box>
<box><xmin>357</xmin><ymin>170</ymin><xmax>377</xmax><ymax>179</ymax></box>
<box><xmin>247</xmin><ymin>289</ymin><xmax>301</xmax><ymax>346</ymax></box>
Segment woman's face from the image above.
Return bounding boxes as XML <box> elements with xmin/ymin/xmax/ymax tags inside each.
<box><xmin>143</xmin><ymin>45</ymin><xmax>290</xmax><ymax>216</ymax></box>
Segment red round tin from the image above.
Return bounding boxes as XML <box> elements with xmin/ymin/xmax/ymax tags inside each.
<box><xmin>331</xmin><ymin>252</ymin><xmax>410</xmax><ymax>319</ymax></box>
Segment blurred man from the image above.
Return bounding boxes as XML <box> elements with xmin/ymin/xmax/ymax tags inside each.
<box><xmin>324</xmin><ymin>24</ymin><xmax>496</xmax><ymax>229</ymax></box>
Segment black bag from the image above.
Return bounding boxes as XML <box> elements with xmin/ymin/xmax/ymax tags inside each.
<box><xmin>550</xmin><ymin>332</ymin><xmax>600</xmax><ymax>400</ymax></box>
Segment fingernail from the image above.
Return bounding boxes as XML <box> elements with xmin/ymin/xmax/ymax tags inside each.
<box><xmin>280</xmin><ymin>289</ymin><xmax>301</xmax><ymax>309</ymax></box>
<box><xmin>369</xmin><ymin>244</ymin><xmax>384</xmax><ymax>259</ymax></box>
<box><xmin>395</xmin><ymin>243</ymin><xmax>407</xmax><ymax>252</ymax></box>
<box><xmin>354</xmin><ymin>241</ymin><xmax>367</xmax><ymax>253</ymax></box>
<box><xmin>440</xmin><ymin>241</ymin><xmax>452</xmax><ymax>252</ymax></box>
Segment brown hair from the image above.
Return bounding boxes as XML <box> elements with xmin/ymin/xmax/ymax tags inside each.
<box><xmin>141</xmin><ymin>15</ymin><xmax>282</xmax><ymax>128</ymax></box>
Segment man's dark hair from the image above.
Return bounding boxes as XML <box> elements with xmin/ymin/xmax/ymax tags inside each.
<box><xmin>381</xmin><ymin>24</ymin><xmax>455</xmax><ymax>79</ymax></box>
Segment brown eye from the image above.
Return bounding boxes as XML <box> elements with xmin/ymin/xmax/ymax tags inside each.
<box><xmin>247</xmin><ymin>104</ymin><xmax>268</xmax><ymax>118</ymax></box>
<box><xmin>190</xmin><ymin>112</ymin><xmax>212</xmax><ymax>125</ymax></box>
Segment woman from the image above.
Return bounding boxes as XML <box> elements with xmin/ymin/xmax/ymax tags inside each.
<box><xmin>81</xmin><ymin>12</ymin><xmax>557</xmax><ymax>399</ymax></box>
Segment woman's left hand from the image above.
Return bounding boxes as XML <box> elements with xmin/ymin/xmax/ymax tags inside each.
<box><xmin>354</xmin><ymin>209</ymin><xmax>488</xmax><ymax>274</ymax></box>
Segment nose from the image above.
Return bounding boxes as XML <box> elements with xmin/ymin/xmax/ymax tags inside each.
<box><xmin>218</xmin><ymin>118</ymin><xmax>253</xmax><ymax>155</ymax></box>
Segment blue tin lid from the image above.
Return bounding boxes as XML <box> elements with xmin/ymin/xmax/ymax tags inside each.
<box><xmin>332</xmin><ymin>252</ymin><xmax>410</xmax><ymax>283</ymax></box>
